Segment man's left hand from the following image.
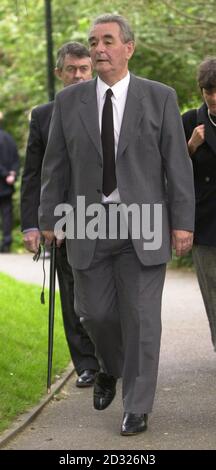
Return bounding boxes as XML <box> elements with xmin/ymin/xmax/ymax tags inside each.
<box><xmin>172</xmin><ymin>230</ymin><xmax>193</xmax><ymax>257</ymax></box>
<box><xmin>42</xmin><ymin>230</ymin><xmax>63</xmax><ymax>248</ymax></box>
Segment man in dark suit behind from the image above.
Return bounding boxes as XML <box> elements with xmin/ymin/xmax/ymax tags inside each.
<box><xmin>21</xmin><ymin>42</ymin><xmax>99</xmax><ymax>387</ymax></box>
<box><xmin>39</xmin><ymin>16</ymin><xmax>195</xmax><ymax>435</ymax></box>
<box><xmin>0</xmin><ymin>112</ymin><xmax>19</xmax><ymax>252</ymax></box>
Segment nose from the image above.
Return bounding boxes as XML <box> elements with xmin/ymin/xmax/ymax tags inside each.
<box><xmin>95</xmin><ymin>40</ymin><xmax>105</xmax><ymax>54</ymax></box>
<box><xmin>74</xmin><ymin>68</ymin><xmax>81</xmax><ymax>78</ymax></box>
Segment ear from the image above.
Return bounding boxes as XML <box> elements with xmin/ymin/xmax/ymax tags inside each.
<box><xmin>126</xmin><ymin>41</ymin><xmax>135</xmax><ymax>60</ymax></box>
<box><xmin>55</xmin><ymin>68</ymin><xmax>62</xmax><ymax>81</ymax></box>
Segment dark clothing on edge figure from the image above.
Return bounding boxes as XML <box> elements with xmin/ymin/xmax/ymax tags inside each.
<box><xmin>0</xmin><ymin>129</ymin><xmax>19</xmax><ymax>251</ymax></box>
<box><xmin>183</xmin><ymin>102</ymin><xmax>216</xmax><ymax>351</ymax></box>
<box><xmin>182</xmin><ymin>103</ymin><xmax>216</xmax><ymax>247</ymax></box>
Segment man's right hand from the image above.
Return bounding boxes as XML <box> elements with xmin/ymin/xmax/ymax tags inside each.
<box><xmin>23</xmin><ymin>229</ymin><xmax>41</xmax><ymax>253</ymax></box>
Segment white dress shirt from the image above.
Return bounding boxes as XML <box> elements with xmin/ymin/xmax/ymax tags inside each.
<box><xmin>96</xmin><ymin>72</ymin><xmax>130</xmax><ymax>203</ymax></box>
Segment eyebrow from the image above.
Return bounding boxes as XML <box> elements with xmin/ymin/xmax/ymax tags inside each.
<box><xmin>88</xmin><ymin>33</ymin><xmax>114</xmax><ymax>42</ymax></box>
<box><xmin>66</xmin><ymin>65</ymin><xmax>89</xmax><ymax>69</ymax></box>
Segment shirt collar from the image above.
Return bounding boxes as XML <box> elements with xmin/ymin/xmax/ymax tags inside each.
<box><xmin>97</xmin><ymin>72</ymin><xmax>130</xmax><ymax>100</ymax></box>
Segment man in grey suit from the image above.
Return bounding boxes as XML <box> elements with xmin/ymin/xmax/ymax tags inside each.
<box><xmin>39</xmin><ymin>14</ymin><xmax>195</xmax><ymax>436</ymax></box>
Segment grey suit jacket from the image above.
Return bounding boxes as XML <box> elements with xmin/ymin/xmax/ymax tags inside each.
<box><xmin>39</xmin><ymin>74</ymin><xmax>195</xmax><ymax>269</ymax></box>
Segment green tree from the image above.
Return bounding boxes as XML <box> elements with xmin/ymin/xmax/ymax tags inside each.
<box><xmin>0</xmin><ymin>0</ymin><xmax>213</xmax><ymax>254</ymax></box>
<box><xmin>1</xmin><ymin>0</ymin><xmax>214</xmax><ymax>148</ymax></box>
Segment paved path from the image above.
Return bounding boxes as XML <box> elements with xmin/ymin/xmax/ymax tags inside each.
<box><xmin>0</xmin><ymin>255</ymin><xmax>216</xmax><ymax>450</ymax></box>
<box><xmin>0</xmin><ymin>253</ymin><xmax>58</xmax><ymax>289</ymax></box>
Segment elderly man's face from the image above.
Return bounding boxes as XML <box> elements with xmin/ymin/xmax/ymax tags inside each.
<box><xmin>88</xmin><ymin>22</ymin><xmax>134</xmax><ymax>85</ymax></box>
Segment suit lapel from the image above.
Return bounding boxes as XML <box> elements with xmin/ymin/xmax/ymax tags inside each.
<box><xmin>78</xmin><ymin>79</ymin><xmax>103</xmax><ymax>158</ymax></box>
<box><xmin>197</xmin><ymin>103</ymin><xmax>216</xmax><ymax>156</ymax></box>
<box><xmin>117</xmin><ymin>74</ymin><xmax>146</xmax><ymax>160</ymax></box>
<box><xmin>78</xmin><ymin>75</ymin><xmax>146</xmax><ymax>160</ymax></box>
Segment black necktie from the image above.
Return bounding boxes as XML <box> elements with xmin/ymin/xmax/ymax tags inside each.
<box><xmin>101</xmin><ymin>88</ymin><xmax>116</xmax><ymax>197</ymax></box>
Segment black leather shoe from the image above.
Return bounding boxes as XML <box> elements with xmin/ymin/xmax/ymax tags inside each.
<box><xmin>76</xmin><ymin>369</ymin><xmax>97</xmax><ymax>388</ymax></box>
<box><xmin>93</xmin><ymin>372</ymin><xmax>117</xmax><ymax>410</ymax></box>
<box><xmin>121</xmin><ymin>412</ymin><xmax>148</xmax><ymax>436</ymax></box>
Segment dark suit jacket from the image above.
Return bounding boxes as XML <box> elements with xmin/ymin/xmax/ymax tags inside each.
<box><xmin>39</xmin><ymin>74</ymin><xmax>195</xmax><ymax>269</ymax></box>
<box><xmin>182</xmin><ymin>103</ymin><xmax>216</xmax><ymax>246</ymax></box>
<box><xmin>21</xmin><ymin>102</ymin><xmax>53</xmax><ymax>230</ymax></box>
<box><xmin>0</xmin><ymin>129</ymin><xmax>19</xmax><ymax>197</ymax></box>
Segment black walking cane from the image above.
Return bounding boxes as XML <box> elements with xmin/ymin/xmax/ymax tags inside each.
<box><xmin>47</xmin><ymin>238</ymin><xmax>57</xmax><ymax>393</ymax></box>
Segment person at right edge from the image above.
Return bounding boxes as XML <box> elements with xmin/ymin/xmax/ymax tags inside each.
<box><xmin>182</xmin><ymin>57</ymin><xmax>216</xmax><ymax>352</ymax></box>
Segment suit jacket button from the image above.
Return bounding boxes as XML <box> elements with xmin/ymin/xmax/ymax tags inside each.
<box><xmin>205</xmin><ymin>176</ymin><xmax>210</xmax><ymax>182</ymax></box>
<box><xmin>97</xmin><ymin>189</ymin><xmax>101</xmax><ymax>193</ymax></box>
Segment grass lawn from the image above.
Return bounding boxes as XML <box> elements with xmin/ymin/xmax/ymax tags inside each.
<box><xmin>0</xmin><ymin>272</ymin><xmax>71</xmax><ymax>434</ymax></box>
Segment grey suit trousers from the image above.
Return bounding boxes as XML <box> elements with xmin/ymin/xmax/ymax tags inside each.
<box><xmin>72</xmin><ymin>230</ymin><xmax>166</xmax><ymax>414</ymax></box>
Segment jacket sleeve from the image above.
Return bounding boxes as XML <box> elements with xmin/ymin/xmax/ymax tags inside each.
<box><xmin>0</xmin><ymin>134</ymin><xmax>19</xmax><ymax>177</ymax></box>
<box><xmin>9</xmin><ymin>136</ymin><xmax>20</xmax><ymax>175</ymax></box>
<box><xmin>0</xmin><ymin>138</ymin><xmax>9</xmax><ymax>176</ymax></box>
<box><xmin>160</xmin><ymin>89</ymin><xmax>195</xmax><ymax>231</ymax></box>
<box><xmin>21</xmin><ymin>108</ymin><xmax>45</xmax><ymax>230</ymax></box>
<box><xmin>39</xmin><ymin>95</ymin><xmax>70</xmax><ymax>231</ymax></box>
<box><xmin>0</xmin><ymin>162</ymin><xmax>8</xmax><ymax>177</ymax></box>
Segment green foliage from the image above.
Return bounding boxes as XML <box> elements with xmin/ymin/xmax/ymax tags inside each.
<box><xmin>0</xmin><ymin>272</ymin><xmax>70</xmax><ymax>433</ymax></box>
<box><xmin>11</xmin><ymin>226</ymin><xmax>25</xmax><ymax>252</ymax></box>
<box><xmin>1</xmin><ymin>1</ymin><xmax>213</xmax><ymax>246</ymax></box>
<box><xmin>170</xmin><ymin>250</ymin><xmax>194</xmax><ymax>269</ymax></box>
<box><xmin>1</xmin><ymin>0</ymin><xmax>214</xmax><ymax>147</ymax></box>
